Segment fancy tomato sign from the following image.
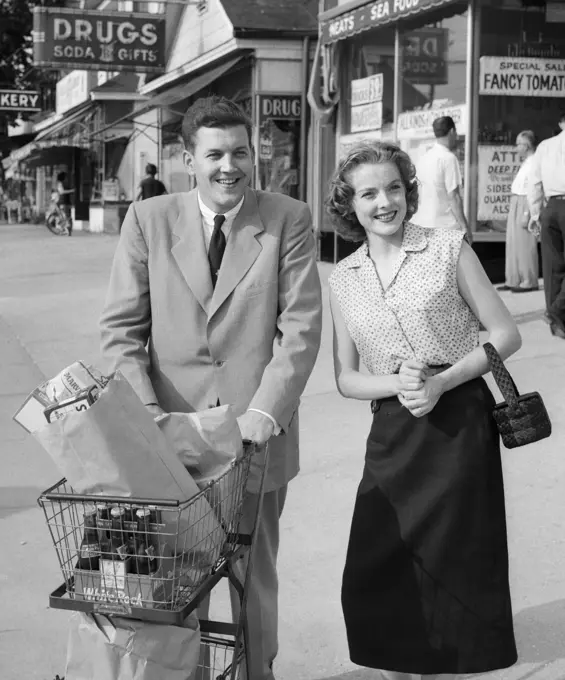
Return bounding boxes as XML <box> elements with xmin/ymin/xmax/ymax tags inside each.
<box><xmin>33</xmin><ymin>7</ymin><xmax>166</xmax><ymax>73</ymax></box>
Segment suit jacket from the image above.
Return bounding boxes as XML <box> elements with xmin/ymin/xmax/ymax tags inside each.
<box><xmin>100</xmin><ymin>188</ymin><xmax>323</xmax><ymax>493</ymax></box>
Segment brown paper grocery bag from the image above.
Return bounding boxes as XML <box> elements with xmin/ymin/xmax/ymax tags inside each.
<box><xmin>65</xmin><ymin>611</ymin><xmax>201</xmax><ymax>680</ymax></box>
<box><xmin>156</xmin><ymin>405</ymin><xmax>242</xmax><ymax>488</ymax></box>
<box><xmin>33</xmin><ymin>372</ymin><xmax>224</xmax><ymax>563</ymax></box>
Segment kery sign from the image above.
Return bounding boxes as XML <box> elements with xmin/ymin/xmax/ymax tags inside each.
<box><xmin>0</xmin><ymin>90</ymin><xmax>42</xmax><ymax>112</ymax></box>
<box><xmin>32</xmin><ymin>7</ymin><xmax>166</xmax><ymax>73</ymax></box>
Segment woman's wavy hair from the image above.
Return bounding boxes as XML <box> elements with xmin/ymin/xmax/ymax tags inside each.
<box><xmin>325</xmin><ymin>141</ymin><xmax>419</xmax><ymax>242</ymax></box>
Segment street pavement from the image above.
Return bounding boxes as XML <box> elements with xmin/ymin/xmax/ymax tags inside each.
<box><xmin>1</xmin><ymin>222</ymin><xmax>565</xmax><ymax>680</ymax></box>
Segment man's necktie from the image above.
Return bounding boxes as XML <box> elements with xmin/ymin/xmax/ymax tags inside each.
<box><xmin>209</xmin><ymin>214</ymin><xmax>226</xmax><ymax>287</ymax></box>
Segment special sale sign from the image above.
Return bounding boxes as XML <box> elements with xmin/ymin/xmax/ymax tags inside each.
<box><xmin>32</xmin><ymin>7</ymin><xmax>166</xmax><ymax>73</ymax></box>
<box><xmin>480</xmin><ymin>56</ymin><xmax>565</xmax><ymax>97</ymax></box>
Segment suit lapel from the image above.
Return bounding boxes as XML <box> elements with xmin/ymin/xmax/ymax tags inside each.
<box><xmin>171</xmin><ymin>190</ymin><xmax>214</xmax><ymax>314</ymax></box>
<box><xmin>209</xmin><ymin>188</ymin><xmax>264</xmax><ymax>320</ymax></box>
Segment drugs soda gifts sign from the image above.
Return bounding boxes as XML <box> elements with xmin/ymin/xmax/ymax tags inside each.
<box><xmin>33</xmin><ymin>7</ymin><xmax>166</xmax><ymax>73</ymax></box>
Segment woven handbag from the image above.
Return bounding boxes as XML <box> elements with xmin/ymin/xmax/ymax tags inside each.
<box><xmin>484</xmin><ymin>342</ymin><xmax>552</xmax><ymax>448</ymax></box>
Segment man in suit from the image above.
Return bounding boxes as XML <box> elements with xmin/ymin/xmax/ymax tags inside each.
<box><xmin>100</xmin><ymin>96</ymin><xmax>322</xmax><ymax>679</ymax></box>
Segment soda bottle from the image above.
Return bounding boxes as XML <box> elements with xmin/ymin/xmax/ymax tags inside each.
<box><xmin>136</xmin><ymin>508</ymin><xmax>159</xmax><ymax>574</ymax></box>
<box><xmin>96</xmin><ymin>503</ymin><xmax>110</xmax><ymax>539</ymax></box>
<box><xmin>77</xmin><ymin>504</ymin><xmax>101</xmax><ymax>570</ymax></box>
<box><xmin>109</xmin><ymin>506</ymin><xmax>130</xmax><ymax>562</ymax></box>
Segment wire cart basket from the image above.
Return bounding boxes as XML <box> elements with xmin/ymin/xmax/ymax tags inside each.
<box><xmin>38</xmin><ymin>441</ymin><xmax>269</xmax><ymax>680</ymax></box>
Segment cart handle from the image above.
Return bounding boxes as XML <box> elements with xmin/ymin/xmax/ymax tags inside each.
<box><xmin>39</xmin><ymin>480</ymin><xmax>181</xmax><ymax>507</ymax></box>
<box><xmin>38</xmin><ymin>441</ymin><xmax>259</xmax><ymax>505</ymax></box>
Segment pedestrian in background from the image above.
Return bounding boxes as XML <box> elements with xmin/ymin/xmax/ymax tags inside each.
<box><xmin>498</xmin><ymin>130</ymin><xmax>539</xmax><ymax>293</ymax></box>
<box><xmin>56</xmin><ymin>171</ymin><xmax>74</xmax><ymax>234</ymax></box>
<box><xmin>100</xmin><ymin>95</ymin><xmax>322</xmax><ymax>680</ymax></box>
<box><xmin>528</xmin><ymin>111</ymin><xmax>565</xmax><ymax>339</ymax></box>
<box><xmin>326</xmin><ymin>140</ymin><xmax>520</xmax><ymax>679</ymax></box>
<box><xmin>137</xmin><ymin>163</ymin><xmax>167</xmax><ymax>201</ymax></box>
<box><xmin>413</xmin><ymin>116</ymin><xmax>473</xmax><ymax>243</ymax></box>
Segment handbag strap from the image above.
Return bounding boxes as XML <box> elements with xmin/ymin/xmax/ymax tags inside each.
<box><xmin>483</xmin><ymin>342</ymin><xmax>520</xmax><ymax>406</ymax></box>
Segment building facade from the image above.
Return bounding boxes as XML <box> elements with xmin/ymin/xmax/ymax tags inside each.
<box><xmin>3</xmin><ymin>0</ymin><xmax>317</xmax><ymax>234</ymax></box>
<box><xmin>312</xmin><ymin>0</ymin><xmax>565</xmax><ymax>272</ymax></box>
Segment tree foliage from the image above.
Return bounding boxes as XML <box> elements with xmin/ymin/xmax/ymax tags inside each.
<box><xmin>0</xmin><ymin>0</ymin><xmax>62</xmax><ymax>127</ymax></box>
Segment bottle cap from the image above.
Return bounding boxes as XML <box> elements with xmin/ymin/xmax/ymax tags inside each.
<box><xmin>136</xmin><ymin>508</ymin><xmax>151</xmax><ymax>518</ymax></box>
<box><xmin>84</xmin><ymin>504</ymin><xmax>96</xmax><ymax>516</ymax></box>
<box><xmin>110</xmin><ymin>506</ymin><xmax>126</xmax><ymax>517</ymax></box>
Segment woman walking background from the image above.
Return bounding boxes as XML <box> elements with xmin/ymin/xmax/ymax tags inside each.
<box><xmin>326</xmin><ymin>141</ymin><xmax>521</xmax><ymax>680</ymax></box>
<box><xmin>498</xmin><ymin>130</ymin><xmax>539</xmax><ymax>293</ymax></box>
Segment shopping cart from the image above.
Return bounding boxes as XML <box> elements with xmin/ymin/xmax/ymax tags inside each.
<box><xmin>38</xmin><ymin>441</ymin><xmax>268</xmax><ymax>680</ymax></box>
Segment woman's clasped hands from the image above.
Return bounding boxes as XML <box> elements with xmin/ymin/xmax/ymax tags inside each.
<box><xmin>396</xmin><ymin>359</ymin><xmax>445</xmax><ymax>418</ymax></box>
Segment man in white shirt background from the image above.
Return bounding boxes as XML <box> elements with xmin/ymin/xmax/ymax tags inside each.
<box><xmin>528</xmin><ymin>111</ymin><xmax>565</xmax><ymax>339</ymax></box>
<box><xmin>413</xmin><ymin>116</ymin><xmax>473</xmax><ymax>243</ymax></box>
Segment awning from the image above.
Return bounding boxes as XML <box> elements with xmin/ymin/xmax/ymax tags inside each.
<box><xmin>319</xmin><ymin>0</ymin><xmax>460</xmax><ymax>44</ymax></box>
<box><xmin>6</xmin><ymin>139</ymin><xmax>90</xmax><ymax>165</ymax></box>
<box><xmin>91</xmin><ymin>54</ymin><xmax>246</xmax><ymax>140</ymax></box>
<box><xmin>35</xmin><ymin>101</ymin><xmax>95</xmax><ymax>143</ymax></box>
<box><xmin>147</xmin><ymin>55</ymin><xmax>245</xmax><ymax>113</ymax></box>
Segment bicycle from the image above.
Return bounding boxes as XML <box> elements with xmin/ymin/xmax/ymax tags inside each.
<box><xmin>45</xmin><ymin>192</ymin><xmax>72</xmax><ymax>236</ymax></box>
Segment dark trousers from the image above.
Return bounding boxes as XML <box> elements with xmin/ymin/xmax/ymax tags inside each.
<box><xmin>541</xmin><ymin>197</ymin><xmax>565</xmax><ymax>325</ymax></box>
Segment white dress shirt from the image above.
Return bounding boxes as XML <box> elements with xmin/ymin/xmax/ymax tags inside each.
<box><xmin>511</xmin><ymin>154</ymin><xmax>535</xmax><ymax>196</ymax></box>
<box><xmin>528</xmin><ymin>130</ymin><xmax>565</xmax><ymax>221</ymax></box>
<box><xmin>413</xmin><ymin>143</ymin><xmax>463</xmax><ymax>230</ymax></box>
<box><xmin>198</xmin><ymin>192</ymin><xmax>244</xmax><ymax>251</ymax></box>
<box><xmin>197</xmin><ymin>192</ymin><xmax>280</xmax><ymax>435</ymax></box>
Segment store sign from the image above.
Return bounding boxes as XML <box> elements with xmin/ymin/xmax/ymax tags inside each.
<box><xmin>480</xmin><ymin>56</ymin><xmax>565</xmax><ymax>98</ymax></box>
<box><xmin>351</xmin><ymin>103</ymin><xmax>383</xmax><ymax>133</ymax></box>
<box><xmin>0</xmin><ymin>90</ymin><xmax>42</xmax><ymax>112</ymax></box>
<box><xmin>32</xmin><ymin>7</ymin><xmax>166</xmax><ymax>73</ymax></box>
<box><xmin>56</xmin><ymin>71</ymin><xmax>97</xmax><ymax>115</ymax></box>
<box><xmin>403</xmin><ymin>28</ymin><xmax>447</xmax><ymax>85</ymax></box>
<box><xmin>477</xmin><ymin>145</ymin><xmax>523</xmax><ymax>221</ymax></box>
<box><xmin>350</xmin><ymin>74</ymin><xmax>383</xmax><ymax>133</ymax></box>
<box><xmin>397</xmin><ymin>103</ymin><xmax>467</xmax><ymax>140</ymax></box>
<box><xmin>321</xmin><ymin>0</ymin><xmax>456</xmax><ymax>44</ymax></box>
<box><xmin>257</xmin><ymin>94</ymin><xmax>301</xmax><ymax>125</ymax></box>
<box><xmin>351</xmin><ymin>74</ymin><xmax>383</xmax><ymax>107</ymax></box>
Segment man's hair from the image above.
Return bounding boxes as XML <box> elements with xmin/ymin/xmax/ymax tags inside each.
<box><xmin>56</xmin><ymin>171</ymin><xmax>67</xmax><ymax>182</ymax></box>
<box><xmin>145</xmin><ymin>163</ymin><xmax>157</xmax><ymax>176</ymax></box>
<box><xmin>432</xmin><ymin>116</ymin><xmax>456</xmax><ymax>139</ymax></box>
<box><xmin>181</xmin><ymin>96</ymin><xmax>253</xmax><ymax>150</ymax></box>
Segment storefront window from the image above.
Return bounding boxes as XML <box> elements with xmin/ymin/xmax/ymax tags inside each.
<box><xmin>396</xmin><ymin>4</ymin><xmax>468</xmax><ymax>171</ymax></box>
<box><xmin>256</xmin><ymin>94</ymin><xmax>301</xmax><ymax>199</ymax></box>
<box><xmin>341</xmin><ymin>27</ymin><xmax>396</xmax><ymax>144</ymax></box>
<box><xmin>476</xmin><ymin>0</ymin><xmax>565</xmax><ymax>238</ymax></box>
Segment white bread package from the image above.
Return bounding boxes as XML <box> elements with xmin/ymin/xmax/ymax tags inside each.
<box><xmin>33</xmin><ymin>371</ymin><xmax>224</xmax><ymax>564</ymax></box>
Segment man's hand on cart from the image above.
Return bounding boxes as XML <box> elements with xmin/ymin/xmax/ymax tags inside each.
<box><xmin>237</xmin><ymin>410</ymin><xmax>274</xmax><ymax>445</ymax></box>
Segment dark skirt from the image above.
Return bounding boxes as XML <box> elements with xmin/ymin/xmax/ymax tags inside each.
<box><xmin>341</xmin><ymin>378</ymin><xmax>518</xmax><ymax>675</ymax></box>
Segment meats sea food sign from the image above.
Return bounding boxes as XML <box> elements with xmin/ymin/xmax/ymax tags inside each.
<box><xmin>480</xmin><ymin>56</ymin><xmax>565</xmax><ymax>97</ymax></box>
<box><xmin>477</xmin><ymin>145</ymin><xmax>524</xmax><ymax>221</ymax></box>
<box><xmin>321</xmin><ymin>0</ymin><xmax>455</xmax><ymax>44</ymax></box>
<box><xmin>33</xmin><ymin>7</ymin><xmax>166</xmax><ymax>73</ymax></box>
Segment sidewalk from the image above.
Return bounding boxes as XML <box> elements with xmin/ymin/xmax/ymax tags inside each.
<box><xmin>1</xmin><ymin>224</ymin><xmax>565</xmax><ymax>680</ymax></box>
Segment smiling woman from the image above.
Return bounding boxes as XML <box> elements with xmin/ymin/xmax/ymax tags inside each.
<box><xmin>325</xmin><ymin>140</ymin><xmax>418</xmax><ymax>242</ymax></box>
<box><xmin>326</xmin><ymin>139</ymin><xmax>521</xmax><ymax>679</ymax></box>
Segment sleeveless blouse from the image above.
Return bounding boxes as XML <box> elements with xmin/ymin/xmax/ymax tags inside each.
<box><xmin>329</xmin><ymin>223</ymin><xmax>479</xmax><ymax>376</ymax></box>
